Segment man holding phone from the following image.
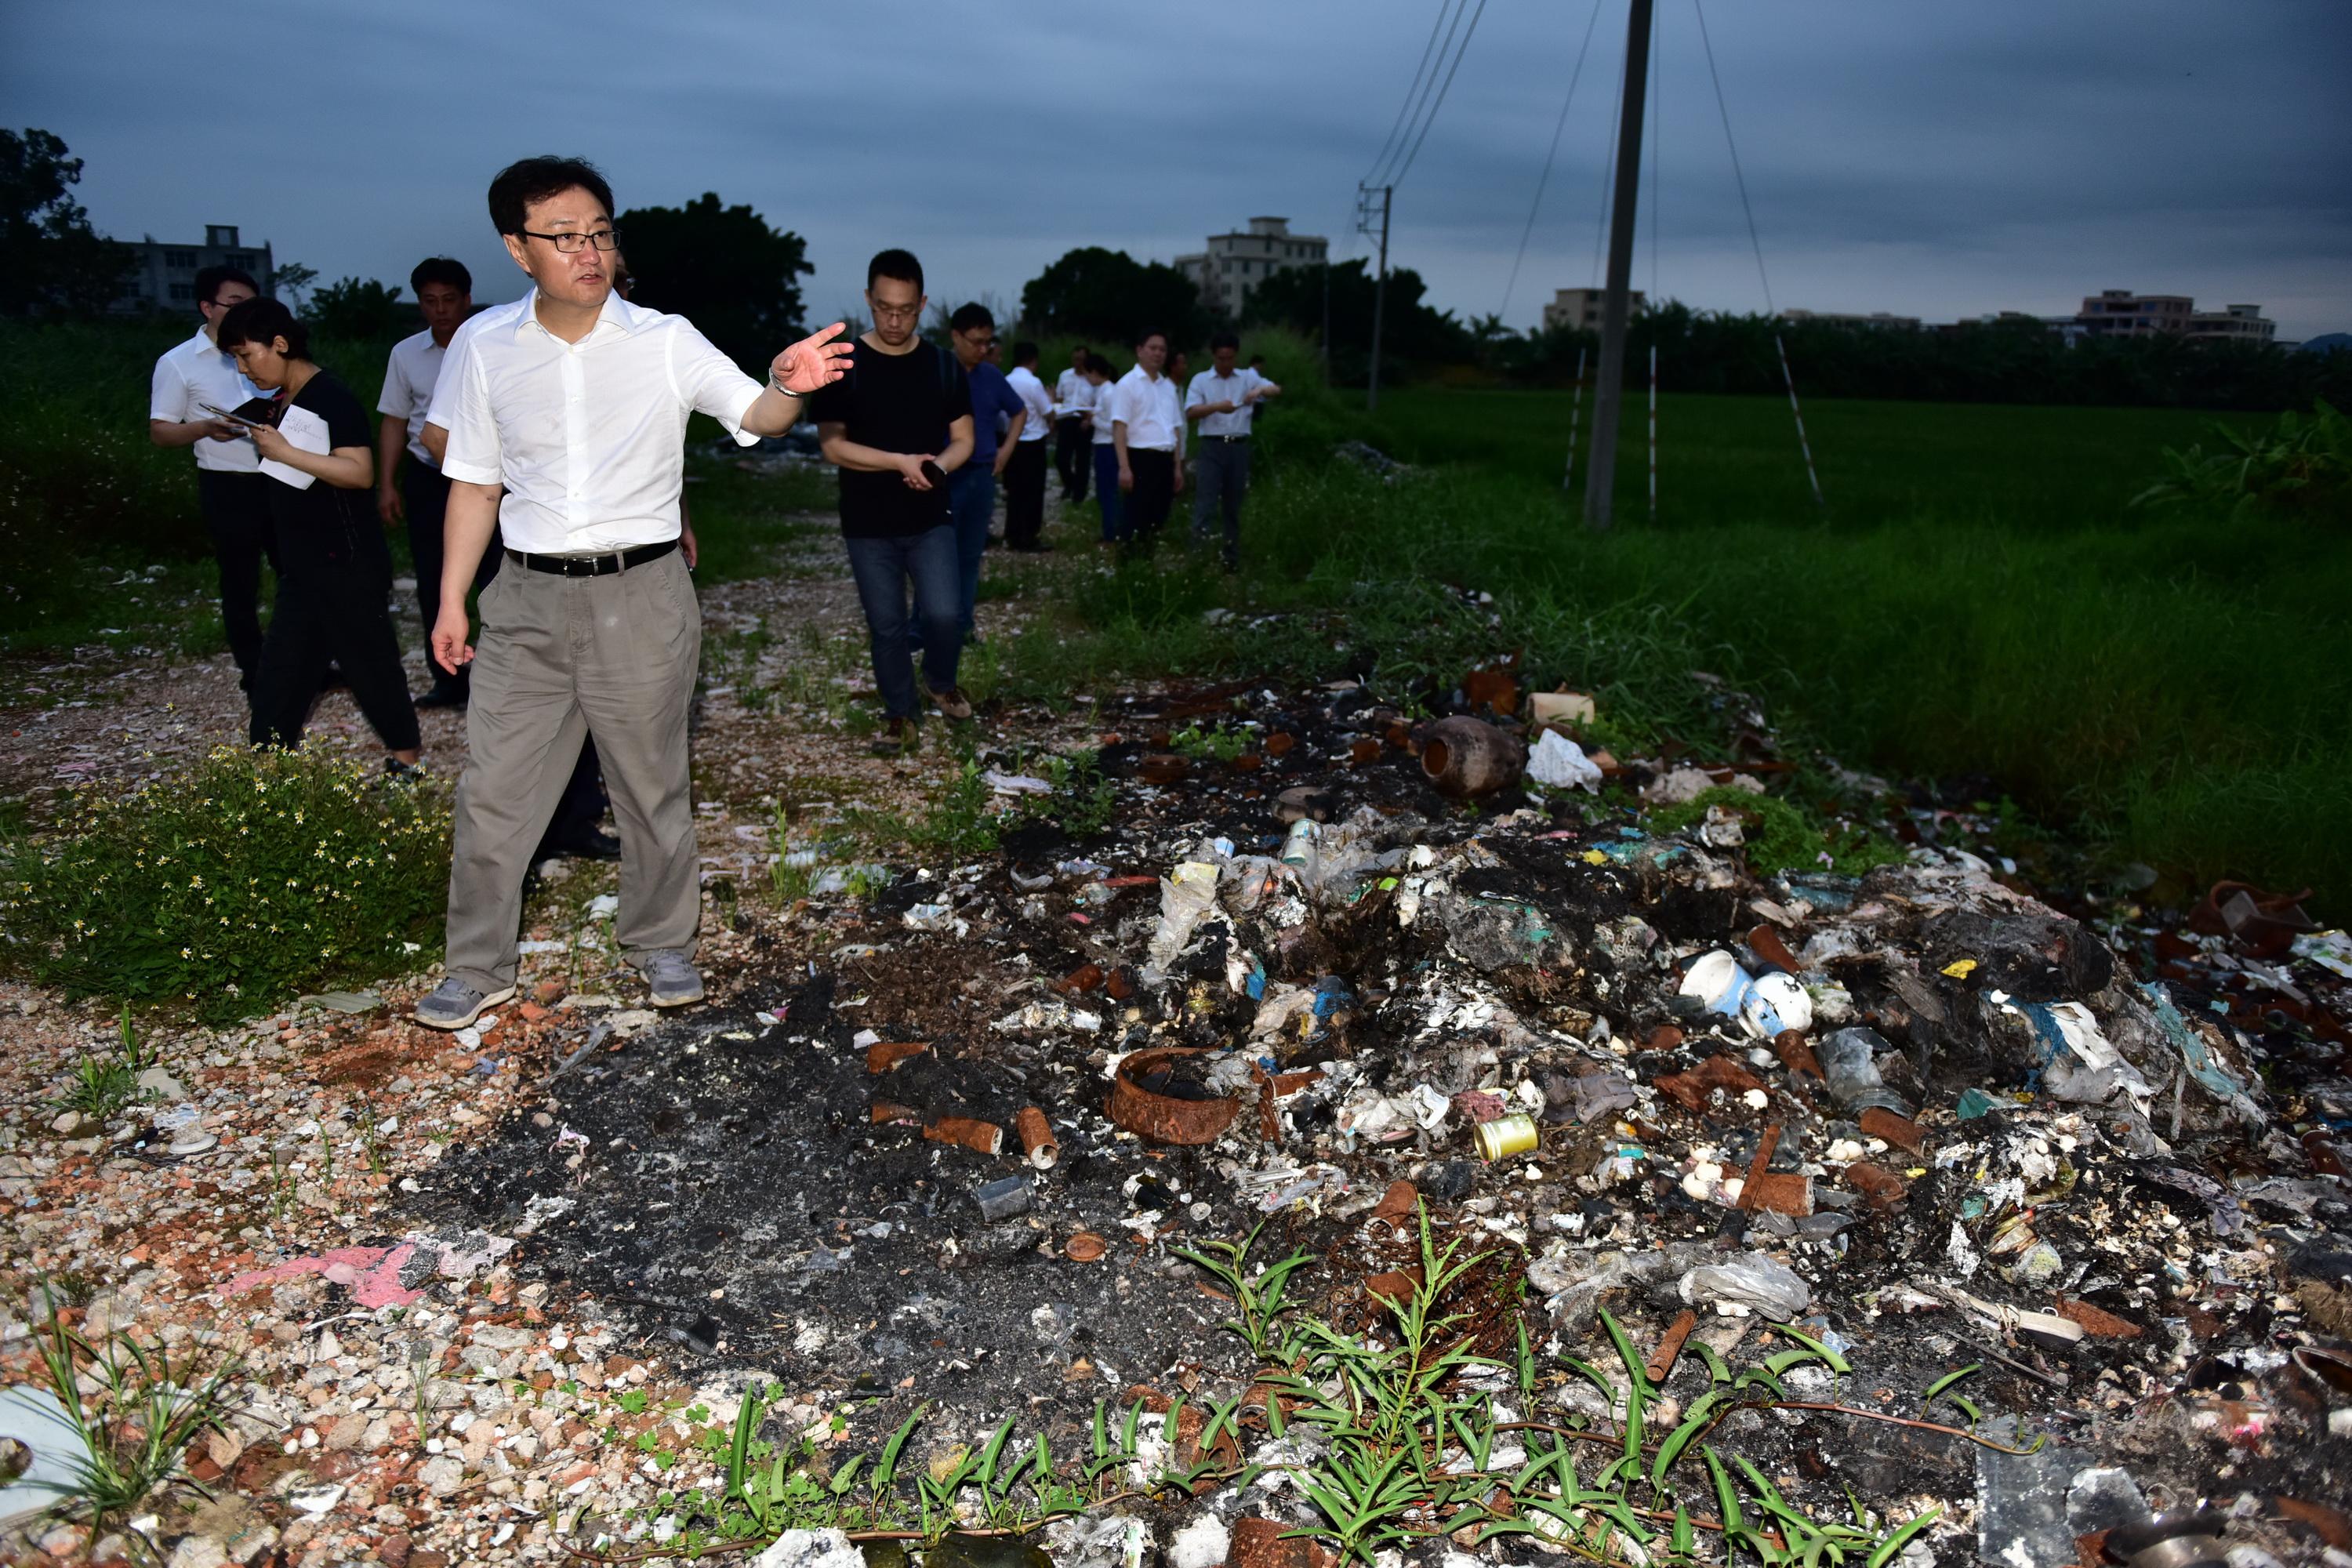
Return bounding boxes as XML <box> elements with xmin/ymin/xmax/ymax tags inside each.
<box><xmin>149</xmin><ymin>265</ymin><xmax>274</xmax><ymax>691</ymax></box>
<box><xmin>808</xmin><ymin>249</ymin><xmax>976</xmax><ymax>757</ymax></box>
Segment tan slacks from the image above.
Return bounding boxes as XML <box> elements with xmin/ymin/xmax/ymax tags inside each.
<box><xmin>444</xmin><ymin>549</ymin><xmax>701</xmax><ymax>993</ymax></box>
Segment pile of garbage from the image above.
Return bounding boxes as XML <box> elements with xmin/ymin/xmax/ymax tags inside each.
<box><xmin>446</xmin><ymin>673</ymin><xmax>2352</xmax><ymax>1566</ymax></box>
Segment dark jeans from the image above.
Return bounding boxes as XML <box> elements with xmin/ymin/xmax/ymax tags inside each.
<box><xmin>250</xmin><ymin>552</ymin><xmax>420</xmax><ymax>753</ymax></box>
<box><xmin>846</xmin><ymin>525</ymin><xmax>961</xmax><ymax>718</ymax></box>
<box><xmin>198</xmin><ymin>470</ymin><xmax>278</xmax><ymax>685</ymax></box>
<box><xmin>401</xmin><ymin>462</ymin><xmax>499</xmax><ymax>698</ymax></box>
<box><xmin>1191</xmin><ymin>437</ymin><xmax>1251</xmax><ymax>566</ymax></box>
<box><xmin>926</xmin><ymin>465</ymin><xmax>994</xmax><ymax>646</ymax></box>
<box><xmin>1055</xmin><ymin>416</ymin><xmax>1090</xmax><ymax>503</ymax></box>
<box><xmin>1127</xmin><ymin>448</ymin><xmax>1176</xmax><ymax>541</ymax></box>
<box><xmin>1004</xmin><ymin>440</ymin><xmax>1049</xmax><ymax>549</ymax></box>
<box><xmin>1092</xmin><ymin>445</ymin><xmax>1124</xmax><ymax>541</ymax></box>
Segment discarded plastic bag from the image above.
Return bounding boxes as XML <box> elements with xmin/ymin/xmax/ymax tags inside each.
<box><xmin>1679</xmin><ymin>1250</ymin><xmax>1813</xmax><ymax>1319</ymax></box>
<box><xmin>1525</xmin><ymin>729</ymin><xmax>1602</xmax><ymax>793</ymax></box>
<box><xmin>1815</xmin><ymin>1027</ymin><xmax>1911</xmax><ymax>1116</ymax></box>
<box><xmin>1146</xmin><ymin>862</ymin><xmax>1221</xmax><ymax>971</ymax></box>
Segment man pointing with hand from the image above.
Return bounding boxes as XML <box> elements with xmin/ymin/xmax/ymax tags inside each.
<box><xmin>413</xmin><ymin>155</ymin><xmax>850</xmax><ymax>1030</ymax></box>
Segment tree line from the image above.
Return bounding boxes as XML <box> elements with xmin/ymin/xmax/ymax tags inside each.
<box><xmin>9</xmin><ymin>125</ymin><xmax>2340</xmax><ymax>412</ymax></box>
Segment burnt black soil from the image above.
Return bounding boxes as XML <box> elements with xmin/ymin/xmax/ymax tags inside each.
<box><xmin>414</xmin><ymin>675</ymin><xmax>2352</xmax><ymax>1556</ymax></box>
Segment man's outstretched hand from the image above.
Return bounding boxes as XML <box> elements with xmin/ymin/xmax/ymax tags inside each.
<box><xmin>771</xmin><ymin>322</ymin><xmax>855</xmax><ymax>397</ymax></box>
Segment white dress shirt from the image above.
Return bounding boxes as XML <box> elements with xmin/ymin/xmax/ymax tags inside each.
<box><xmin>1185</xmin><ymin>367</ymin><xmax>1263</xmax><ymax>438</ymax></box>
<box><xmin>377</xmin><ymin>329</ymin><xmax>448</xmax><ymax>467</ymax></box>
<box><xmin>1111</xmin><ymin>365</ymin><xmax>1181</xmax><ymax>453</ymax></box>
<box><xmin>150</xmin><ymin>328</ymin><xmax>263</xmax><ymax>474</ymax></box>
<box><xmin>1054</xmin><ymin>366</ymin><xmax>1086</xmax><ymax>414</ymax></box>
<box><xmin>438</xmin><ymin>289</ymin><xmax>764</xmax><ymax>554</ymax></box>
<box><xmin>1007</xmin><ymin>365</ymin><xmax>1053</xmax><ymax>443</ymax></box>
<box><xmin>1087</xmin><ymin>381</ymin><xmax>1116</xmax><ymax>444</ymax></box>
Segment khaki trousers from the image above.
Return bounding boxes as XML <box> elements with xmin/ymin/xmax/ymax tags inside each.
<box><xmin>444</xmin><ymin>549</ymin><xmax>700</xmax><ymax>993</ymax></box>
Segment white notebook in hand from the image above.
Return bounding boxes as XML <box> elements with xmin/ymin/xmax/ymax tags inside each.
<box><xmin>260</xmin><ymin>403</ymin><xmax>329</xmax><ymax>490</ymax></box>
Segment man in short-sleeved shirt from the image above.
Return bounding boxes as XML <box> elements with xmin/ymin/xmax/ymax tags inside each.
<box><xmin>1185</xmin><ymin>332</ymin><xmax>1282</xmax><ymax>570</ymax></box>
<box><xmin>939</xmin><ymin>303</ymin><xmax>1025</xmax><ymax>644</ymax></box>
<box><xmin>376</xmin><ymin>256</ymin><xmax>476</xmax><ymax>706</ymax></box>
<box><xmin>412</xmin><ymin>155</ymin><xmax>850</xmax><ymax>1032</ymax></box>
<box><xmin>1003</xmin><ymin>341</ymin><xmax>1055</xmax><ymax>551</ymax></box>
<box><xmin>1111</xmin><ymin>328</ymin><xmax>1184</xmax><ymax>544</ymax></box>
<box><xmin>149</xmin><ymin>264</ymin><xmax>272</xmax><ymax>688</ymax></box>
<box><xmin>1052</xmin><ymin>343</ymin><xmax>1091</xmax><ymax>503</ymax></box>
<box><xmin>808</xmin><ymin>247</ymin><xmax>977</xmax><ymax>753</ymax></box>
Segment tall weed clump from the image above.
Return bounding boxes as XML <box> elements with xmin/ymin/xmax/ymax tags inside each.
<box><xmin>2</xmin><ymin>745</ymin><xmax>449</xmax><ymax>1021</ymax></box>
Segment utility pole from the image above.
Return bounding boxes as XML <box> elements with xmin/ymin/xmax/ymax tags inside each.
<box><xmin>1320</xmin><ymin>259</ymin><xmax>1332</xmax><ymax>380</ymax></box>
<box><xmin>1357</xmin><ymin>183</ymin><xmax>1392</xmax><ymax>412</ymax></box>
<box><xmin>1581</xmin><ymin>0</ymin><xmax>1655</xmax><ymax>530</ymax></box>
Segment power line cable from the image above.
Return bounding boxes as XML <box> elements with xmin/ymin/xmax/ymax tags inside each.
<box><xmin>1388</xmin><ymin>0</ymin><xmax>1490</xmax><ymax>189</ymax></box>
<box><xmin>1370</xmin><ymin>0</ymin><xmax>1468</xmax><ymax>187</ymax></box>
<box><xmin>1499</xmin><ymin>0</ymin><xmax>1607</xmax><ymax>322</ymax></box>
<box><xmin>1363</xmin><ymin>0</ymin><xmax>1457</xmax><ymax>189</ymax></box>
<box><xmin>1692</xmin><ymin>0</ymin><xmax>1773</xmax><ymax>313</ymax></box>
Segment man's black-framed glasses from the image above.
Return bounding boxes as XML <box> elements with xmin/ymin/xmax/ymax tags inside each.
<box><xmin>522</xmin><ymin>227</ymin><xmax>622</xmax><ymax>254</ymax></box>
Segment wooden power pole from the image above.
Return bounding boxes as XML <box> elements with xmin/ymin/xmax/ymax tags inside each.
<box><xmin>1581</xmin><ymin>0</ymin><xmax>1655</xmax><ymax>530</ymax></box>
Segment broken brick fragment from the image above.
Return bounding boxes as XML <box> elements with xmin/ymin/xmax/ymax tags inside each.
<box><xmin>1743</xmin><ymin>1171</ymin><xmax>1815</xmax><ymax>1216</ymax></box>
<box><xmin>1655</xmin><ymin>1054</ymin><xmax>1766</xmax><ymax>1113</ymax></box>
<box><xmin>1845</xmin><ymin>1162</ymin><xmax>1909</xmax><ymax>1209</ymax></box>
<box><xmin>1774</xmin><ymin>1029</ymin><xmax>1821</xmax><ymax>1080</ymax></box>
<box><xmin>1747</xmin><ymin>924</ymin><xmax>1800</xmax><ymax>974</ymax></box>
<box><xmin>1349</xmin><ymin>738</ymin><xmax>1381</xmax><ymax>765</ymax></box>
<box><xmin>866</xmin><ymin>1040</ymin><xmax>927</xmax><ymax>1074</ymax></box>
<box><xmin>2053</xmin><ymin>1298</ymin><xmax>2143</xmax><ymax>1338</ymax></box>
<box><xmin>1057</xmin><ymin>963</ymin><xmax>1104</xmax><ymax>994</ymax></box>
<box><xmin>1859</xmin><ymin>1105</ymin><xmax>1926</xmax><ymax>1154</ymax></box>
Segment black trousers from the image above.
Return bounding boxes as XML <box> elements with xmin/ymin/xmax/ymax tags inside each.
<box><xmin>1054</xmin><ymin>416</ymin><xmax>1090</xmax><ymax>503</ymax></box>
<box><xmin>1004</xmin><ymin>440</ymin><xmax>1050</xmax><ymax>548</ymax></box>
<box><xmin>401</xmin><ymin>463</ymin><xmax>501</xmax><ymax>698</ymax></box>
<box><xmin>1127</xmin><ymin>448</ymin><xmax>1176</xmax><ymax>539</ymax></box>
<box><xmin>249</xmin><ymin>554</ymin><xmax>421</xmax><ymax>753</ymax></box>
<box><xmin>198</xmin><ymin>470</ymin><xmax>278</xmax><ymax>685</ymax></box>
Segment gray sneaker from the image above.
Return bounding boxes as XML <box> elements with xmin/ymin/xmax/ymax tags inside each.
<box><xmin>636</xmin><ymin>949</ymin><xmax>705</xmax><ymax>1007</ymax></box>
<box><xmin>413</xmin><ymin>976</ymin><xmax>514</xmax><ymax>1030</ymax></box>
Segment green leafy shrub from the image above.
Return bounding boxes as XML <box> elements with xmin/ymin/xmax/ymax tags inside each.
<box><xmin>2133</xmin><ymin>399</ymin><xmax>2349</xmax><ymax>521</ymax></box>
<box><xmin>1</xmin><ymin>745</ymin><xmax>450</xmax><ymax>1021</ymax></box>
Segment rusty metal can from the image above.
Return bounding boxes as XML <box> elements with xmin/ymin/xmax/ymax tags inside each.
<box><xmin>1472</xmin><ymin>1113</ymin><xmax>1538</xmax><ymax>1162</ymax></box>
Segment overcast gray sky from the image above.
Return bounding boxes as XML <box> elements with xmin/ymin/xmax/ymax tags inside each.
<box><xmin>12</xmin><ymin>1</ymin><xmax>2350</xmax><ymax>339</ymax></box>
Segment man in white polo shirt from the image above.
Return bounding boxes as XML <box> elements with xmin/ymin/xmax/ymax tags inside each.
<box><xmin>375</xmin><ymin>256</ymin><xmax>476</xmax><ymax>708</ymax></box>
<box><xmin>1185</xmin><ymin>331</ymin><xmax>1282</xmax><ymax>571</ymax></box>
<box><xmin>1111</xmin><ymin>327</ymin><xmax>1185</xmax><ymax>546</ymax></box>
<box><xmin>1052</xmin><ymin>343</ymin><xmax>1091</xmax><ymax>505</ymax></box>
<box><xmin>412</xmin><ymin>156</ymin><xmax>850</xmax><ymax>1030</ymax></box>
<box><xmin>148</xmin><ymin>264</ymin><xmax>272</xmax><ymax>690</ymax></box>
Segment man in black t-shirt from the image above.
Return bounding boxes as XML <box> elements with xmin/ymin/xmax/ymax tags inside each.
<box><xmin>808</xmin><ymin>249</ymin><xmax>977</xmax><ymax>757</ymax></box>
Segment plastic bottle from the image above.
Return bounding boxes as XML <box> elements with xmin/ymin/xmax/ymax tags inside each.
<box><xmin>1814</xmin><ymin>1027</ymin><xmax>1912</xmax><ymax>1116</ymax></box>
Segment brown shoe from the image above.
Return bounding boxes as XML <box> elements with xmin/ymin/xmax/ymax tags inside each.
<box><xmin>924</xmin><ymin>684</ymin><xmax>974</xmax><ymax>722</ymax></box>
<box><xmin>870</xmin><ymin>716</ymin><xmax>913</xmax><ymax>757</ymax></box>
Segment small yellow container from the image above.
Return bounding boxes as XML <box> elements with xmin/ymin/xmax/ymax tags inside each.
<box><xmin>1473</xmin><ymin>1113</ymin><xmax>1538</xmax><ymax>1163</ymax></box>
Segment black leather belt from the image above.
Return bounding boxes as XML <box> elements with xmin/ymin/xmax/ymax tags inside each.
<box><xmin>1201</xmin><ymin>434</ymin><xmax>1250</xmax><ymax>443</ymax></box>
<box><xmin>506</xmin><ymin>539</ymin><xmax>677</xmax><ymax>577</ymax></box>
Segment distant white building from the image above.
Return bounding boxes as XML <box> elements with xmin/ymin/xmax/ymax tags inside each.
<box><xmin>114</xmin><ymin>223</ymin><xmax>275</xmax><ymax>314</ymax></box>
<box><xmin>1543</xmin><ymin>287</ymin><xmax>1646</xmax><ymax>333</ymax></box>
<box><xmin>1174</xmin><ymin>217</ymin><xmax>1328</xmax><ymax>320</ymax></box>
<box><xmin>2184</xmin><ymin>303</ymin><xmax>2277</xmax><ymax>345</ymax></box>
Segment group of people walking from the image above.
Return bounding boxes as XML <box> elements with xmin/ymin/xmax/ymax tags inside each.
<box><xmin>147</xmin><ymin>154</ymin><xmax>1285</xmax><ymax>1027</ymax></box>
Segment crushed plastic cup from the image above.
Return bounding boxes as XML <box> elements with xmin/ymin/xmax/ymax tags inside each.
<box><xmin>1678</xmin><ymin>951</ymin><xmax>1755</xmax><ymax>1020</ymax></box>
<box><xmin>1739</xmin><ymin>971</ymin><xmax>1814</xmax><ymax>1040</ymax></box>
<box><xmin>1815</xmin><ymin>1026</ymin><xmax>1913</xmax><ymax>1117</ymax></box>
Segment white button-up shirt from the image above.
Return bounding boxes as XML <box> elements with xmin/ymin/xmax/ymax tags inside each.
<box><xmin>1087</xmin><ymin>381</ymin><xmax>1116</xmax><ymax>444</ymax></box>
<box><xmin>438</xmin><ymin>289</ymin><xmax>764</xmax><ymax>554</ymax></box>
<box><xmin>150</xmin><ymin>328</ymin><xmax>263</xmax><ymax>474</ymax></box>
<box><xmin>1054</xmin><ymin>366</ymin><xmax>1087</xmax><ymax>414</ymax></box>
<box><xmin>1007</xmin><ymin>365</ymin><xmax>1053</xmax><ymax>443</ymax></box>
<box><xmin>1110</xmin><ymin>366</ymin><xmax>1181</xmax><ymax>453</ymax></box>
<box><xmin>377</xmin><ymin>329</ymin><xmax>449</xmax><ymax>467</ymax></box>
<box><xmin>1185</xmin><ymin>367</ymin><xmax>1263</xmax><ymax>439</ymax></box>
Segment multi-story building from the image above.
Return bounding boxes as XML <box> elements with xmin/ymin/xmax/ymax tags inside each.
<box><xmin>2075</xmin><ymin>289</ymin><xmax>2194</xmax><ymax>337</ymax></box>
<box><xmin>2183</xmin><ymin>303</ymin><xmax>2276</xmax><ymax>345</ymax></box>
<box><xmin>1543</xmin><ymin>286</ymin><xmax>1647</xmax><ymax>333</ymax></box>
<box><xmin>1780</xmin><ymin>307</ymin><xmax>1923</xmax><ymax>332</ymax></box>
<box><xmin>114</xmin><ymin>223</ymin><xmax>274</xmax><ymax>314</ymax></box>
<box><xmin>1174</xmin><ymin>217</ymin><xmax>1328</xmax><ymax>319</ymax></box>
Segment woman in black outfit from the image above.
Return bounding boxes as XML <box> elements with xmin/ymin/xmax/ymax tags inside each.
<box><xmin>214</xmin><ymin>299</ymin><xmax>421</xmax><ymax>771</ymax></box>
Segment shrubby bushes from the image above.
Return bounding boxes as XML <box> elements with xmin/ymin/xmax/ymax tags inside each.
<box><xmin>2</xmin><ymin>745</ymin><xmax>449</xmax><ymax>1022</ymax></box>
